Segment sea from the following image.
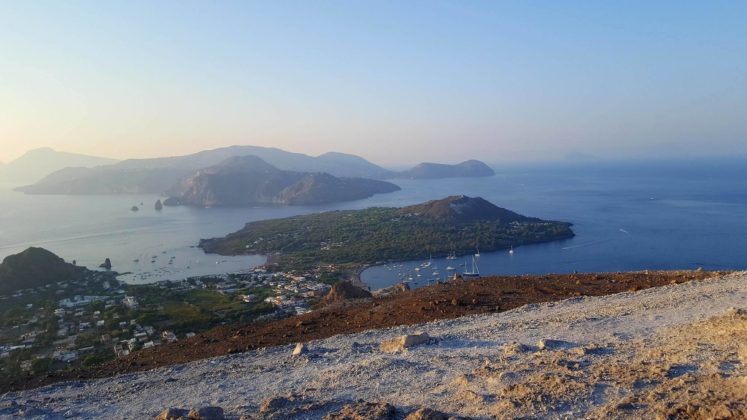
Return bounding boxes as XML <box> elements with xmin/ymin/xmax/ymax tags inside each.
<box><xmin>1</xmin><ymin>158</ymin><xmax>746</xmax><ymax>289</ymax></box>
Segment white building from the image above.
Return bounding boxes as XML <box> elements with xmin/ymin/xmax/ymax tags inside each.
<box><xmin>123</xmin><ymin>296</ymin><xmax>139</xmax><ymax>309</ymax></box>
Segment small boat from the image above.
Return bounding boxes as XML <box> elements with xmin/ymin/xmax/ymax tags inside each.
<box><xmin>446</xmin><ymin>250</ymin><xmax>457</xmax><ymax>260</ymax></box>
<box><xmin>474</xmin><ymin>247</ymin><xmax>481</xmax><ymax>257</ymax></box>
<box><xmin>446</xmin><ymin>266</ymin><xmax>455</xmax><ymax>271</ymax></box>
<box><xmin>422</xmin><ymin>260</ymin><xmax>432</xmax><ymax>269</ymax></box>
<box><xmin>463</xmin><ymin>256</ymin><xmax>480</xmax><ymax>279</ymax></box>
<box><xmin>509</xmin><ymin>246</ymin><xmax>514</xmax><ymax>255</ymax></box>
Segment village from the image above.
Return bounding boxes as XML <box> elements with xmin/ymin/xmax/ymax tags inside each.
<box><xmin>0</xmin><ymin>267</ymin><xmax>331</xmax><ymax>384</ymax></box>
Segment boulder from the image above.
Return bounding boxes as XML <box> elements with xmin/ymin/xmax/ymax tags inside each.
<box><xmin>405</xmin><ymin>408</ymin><xmax>450</xmax><ymax>420</ymax></box>
<box><xmin>536</xmin><ymin>339</ymin><xmax>570</xmax><ymax>351</ymax></box>
<box><xmin>260</xmin><ymin>395</ymin><xmax>297</xmax><ymax>414</ymax></box>
<box><xmin>394</xmin><ymin>283</ymin><xmax>410</xmax><ymax>293</ymax></box>
<box><xmin>187</xmin><ymin>406</ymin><xmax>224</xmax><ymax>420</ymax></box>
<box><xmin>324</xmin><ymin>401</ymin><xmax>396</xmax><ymax>420</ymax></box>
<box><xmin>292</xmin><ymin>343</ymin><xmax>307</xmax><ymax>356</ymax></box>
<box><xmin>322</xmin><ymin>281</ymin><xmax>372</xmax><ymax>305</ymax></box>
<box><xmin>155</xmin><ymin>408</ymin><xmax>189</xmax><ymax>420</ymax></box>
<box><xmin>380</xmin><ymin>332</ymin><xmax>431</xmax><ymax>353</ymax></box>
<box><xmin>502</xmin><ymin>342</ymin><xmax>531</xmax><ymax>356</ymax></box>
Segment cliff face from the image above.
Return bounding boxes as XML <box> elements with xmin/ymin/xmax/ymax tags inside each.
<box><xmin>164</xmin><ymin>156</ymin><xmax>400</xmax><ymax>207</ymax></box>
<box><xmin>0</xmin><ymin>247</ymin><xmax>87</xmax><ymax>294</ymax></box>
<box><xmin>398</xmin><ymin>160</ymin><xmax>495</xmax><ymax>179</ymax></box>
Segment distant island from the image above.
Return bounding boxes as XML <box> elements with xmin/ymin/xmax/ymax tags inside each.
<box><xmin>0</xmin><ymin>247</ymin><xmax>89</xmax><ymax>294</ymax></box>
<box><xmin>0</xmin><ymin>148</ymin><xmax>117</xmax><ymax>186</ymax></box>
<box><xmin>163</xmin><ymin>156</ymin><xmax>400</xmax><ymax>207</ymax></box>
<box><xmin>15</xmin><ymin>145</ymin><xmax>395</xmax><ymax>195</ymax></box>
<box><xmin>200</xmin><ymin>195</ymin><xmax>574</xmax><ymax>271</ymax></box>
<box><xmin>397</xmin><ymin>160</ymin><xmax>495</xmax><ymax>179</ymax></box>
<box><xmin>14</xmin><ymin>144</ymin><xmax>496</xmax><ymax>195</ymax></box>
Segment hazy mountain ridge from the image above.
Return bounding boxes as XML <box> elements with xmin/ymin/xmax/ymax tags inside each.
<box><xmin>16</xmin><ymin>167</ymin><xmax>193</xmax><ymax>195</ymax></box>
<box><xmin>0</xmin><ymin>148</ymin><xmax>117</xmax><ymax>185</ymax></box>
<box><xmin>16</xmin><ymin>146</ymin><xmax>395</xmax><ymax>195</ymax></box>
<box><xmin>164</xmin><ymin>155</ymin><xmax>400</xmax><ymax>207</ymax></box>
<box><xmin>14</xmin><ymin>145</ymin><xmax>496</xmax><ymax>195</ymax></box>
<box><xmin>397</xmin><ymin>160</ymin><xmax>495</xmax><ymax>179</ymax></box>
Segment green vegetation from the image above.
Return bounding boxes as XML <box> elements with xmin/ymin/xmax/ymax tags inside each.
<box><xmin>201</xmin><ymin>197</ymin><xmax>574</xmax><ymax>271</ymax></box>
<box><xmin>126</xmin><ymin>284</ymin><xmax>275</xmax><ymax>334</ymax></box>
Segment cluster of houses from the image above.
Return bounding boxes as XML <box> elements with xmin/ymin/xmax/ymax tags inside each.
<box><xmin>262</xmin><ymin>275</ymin><xmax>330</xmax><ymax>315</ymax></box>
<box><xmin>112</xmin><ymin>328</ymin><xmax>190</xmax><ymax>358</ymax></box>
<box><xmin>2</xmin><ymin>267</ymin><xmax>336</xmax><ymax>370</ymax></box>
<box><xmin>0</xmin><ymin>272</ymin><xmax>117</xmax><ymax>362</ymax></box>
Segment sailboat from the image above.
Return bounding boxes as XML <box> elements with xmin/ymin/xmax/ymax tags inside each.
<box><xmin>422</xmin><ymin>255</ymin><xmax>432</xmax><ymax>268</ymax></box>
<box><xmin>474</xmin><ymin>247</ymin><xmax>481</xmax><ymax>258</ymax></box>
<box><xmin>509</xmin><ymin>245</ymin><xmax>514</xmax><ymax>255</ymax></box>
<box><xmin>462</xmin><ymin>256</ymin><xmax>480</xmax><ymax>279</ymax></box>
<box><xmin>446</xmin><ymin>249</ymin><xmax>457</xmax><ymax>260</ymax></box>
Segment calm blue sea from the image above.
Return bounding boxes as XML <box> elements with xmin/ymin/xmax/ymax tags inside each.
<box><xmin>1</xmin><ymin>159</ymin><xmax>746</xmax><ymax>288</ymax></box>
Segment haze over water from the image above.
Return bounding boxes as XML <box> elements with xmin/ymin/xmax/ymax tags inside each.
<box><xmin>2</xmin><ymin>159</ymin><xmax>746</xmax><ymax>288</ymax></box>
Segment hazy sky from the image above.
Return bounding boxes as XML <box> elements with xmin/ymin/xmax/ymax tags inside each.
<box><xmin>1</xmin><ymin>1</ymin><xmax>746</xmax><ymax>165</ymax></box>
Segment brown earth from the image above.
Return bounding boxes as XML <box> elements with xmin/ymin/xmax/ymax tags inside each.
<box><xmin>6</xmin><ymin>270</ymin><xmax>722</xmax><ymax>393</ymax></box>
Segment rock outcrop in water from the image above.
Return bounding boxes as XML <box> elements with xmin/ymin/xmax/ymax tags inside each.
<box><xmin>154</xmin><ymin>200</ymin><xmax>163</xmax><ymax>211</ymax></box>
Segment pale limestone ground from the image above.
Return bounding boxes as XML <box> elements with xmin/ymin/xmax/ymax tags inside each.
<box><xmin>2</xmin><ymin>272</ymin><xmax>747</xmax><ymax>419</ymax></box>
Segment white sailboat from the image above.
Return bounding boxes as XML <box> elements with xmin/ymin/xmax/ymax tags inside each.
<box><xmin>509</xmin><ymin>245</ymin><xmax>514</xmax><ymax>255</ymax></box>
<box><xmin>462</xmin><ymin>256</ymin><xmax>480</xmax><ymax>279</ymax></box>
<box><xmin>422</xmin><ymin>255</ymin><xmax>432</xmax><ymax>268</ymax></box>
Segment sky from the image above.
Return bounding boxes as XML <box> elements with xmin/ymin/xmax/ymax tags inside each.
<box><xmin>1</xmin><ymin>1</ymin><xmax>746</xmax><ymax>166</ymax></box>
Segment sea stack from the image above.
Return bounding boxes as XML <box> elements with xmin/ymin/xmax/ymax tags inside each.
<box><xmin>130</xmin><ymin>206</ymin><xmax>139</xmax><ymax>212</ymax></box>
<box><xmin>155</xmin><ymin>199</ymin><xmax>163</xmax><ymax>211</ymax></box>
<box><xmin>100</xmin><ymin>258</ymin><xmax>112</xmax><ymax>270</ymax></box>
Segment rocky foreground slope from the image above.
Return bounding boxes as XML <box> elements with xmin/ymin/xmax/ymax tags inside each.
<box><xmin>3</xmin><ymin>272</ymin><xmax>747</xmax><ymax>419</ymax></box>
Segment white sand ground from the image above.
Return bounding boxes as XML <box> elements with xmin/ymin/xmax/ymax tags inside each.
<box><xmin>2</xmin><ymin>271</ymin><xmax>747</xmax><ymax>419</ymax></box>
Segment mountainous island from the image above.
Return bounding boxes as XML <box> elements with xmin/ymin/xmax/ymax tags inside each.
<box><xmin>163</xmin><ymin>156</ymin><xmax>400</xmax><ymax>207</ymax></box>
<box><xmin>0</xmin><ymin>148</ymin><xmax>117</xmax><ymax>186</ymax></box>
<box><xmin>15</xmin><ymin>145</ymin><xmax>497</xmax><ymax>195</ymax></box>
<box><xmin>200</xmin><ymin>195</ymin><xmax>574</xmax><ymax>270</ymax></box>
<box><xmin>0</xmin><ymin>247</ymin><xmax>89</xmax><ymax>294</ymax></box>
<box><xmin>397</xmin><ymin>160</ymin><xmax>495</xmax><ymax>179</ymax></box>
<box><xmin>15</xmin><ymin>146</ymin><xmax>395</xmax><ymax>195</ymax></box>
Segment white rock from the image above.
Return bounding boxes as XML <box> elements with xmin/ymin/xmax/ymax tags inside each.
<box><xmin>379</xmin><ymin>332</ymin><xmax>431</xmax><ymax>353</ymax></box>
<box><xmin>292</xmin><ymin>343</ymin><xmax>307</xmax><ymax>356</ymax></box>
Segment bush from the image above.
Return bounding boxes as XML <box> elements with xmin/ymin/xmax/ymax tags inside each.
<box><xmin>31</xmin><ymin>357</ymin><xmax>52</xmax><ymax>374</ymax></box>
